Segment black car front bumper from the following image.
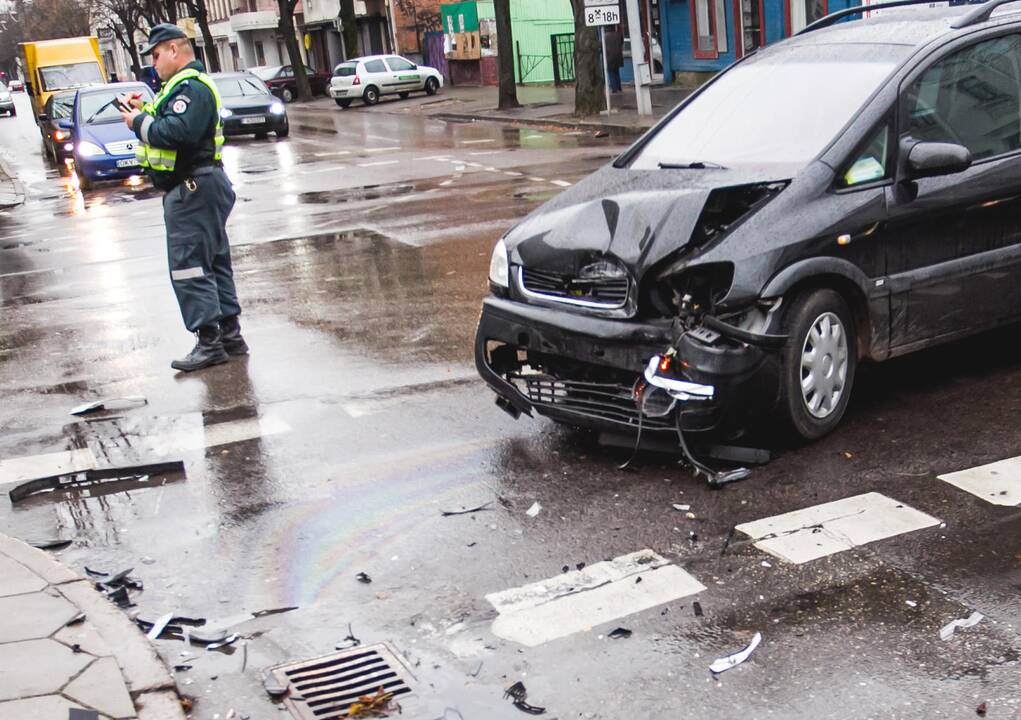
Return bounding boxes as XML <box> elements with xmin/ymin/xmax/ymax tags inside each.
<box><xmin>222</xmin><ymin>113</ymin><xmax>287</xmax><ymax>136</ymax></box>
<box><xmin>474</xmin><ymin>296</ymin><xmax>781</xmax><ymax>435</ymax></box>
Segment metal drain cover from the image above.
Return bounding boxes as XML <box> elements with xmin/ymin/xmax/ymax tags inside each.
<box><xmin>267</xmin><ymin>643</ymin><xmax>416</xmax><ymax>719</ymax></box>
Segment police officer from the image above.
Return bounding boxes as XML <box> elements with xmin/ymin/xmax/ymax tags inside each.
<box><xmin>120</xmin><ymin>24</ymin><xmax>248</xmax><ymax>372</ymax></box>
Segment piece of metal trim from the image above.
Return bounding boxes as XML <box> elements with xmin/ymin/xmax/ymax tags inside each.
<box><xmin>517</xmin><ymin>267</ymin><xmax>628</xmax><ymax>310</ymax></box>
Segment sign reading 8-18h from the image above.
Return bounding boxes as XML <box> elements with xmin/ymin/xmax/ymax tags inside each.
<box><xmin>584</xmin><ymin>0</ymin><xmax>621</xmax><ymax>26</ymax></box>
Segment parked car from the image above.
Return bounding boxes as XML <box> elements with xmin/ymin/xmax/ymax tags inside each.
<box><xmin>0</xmin><ymin>81</ymin><xmax>14</xmax><ymax>117</ymax></box>
<box><xmin>40</xmin><ymin>90</ymin><xmax>77</xmax><ymax>165</ymax></box>
<box><xmin>71</xmin><ymin>82</ymin><xmax>154</xmax><ymax>191</ymax></box>
<box><xmin>9</xmin><ymin>79</ymin><xmax>24</xmax><ymax>92</ymax></box>
<box><xmin>248</xmin><ymin>64</ymin><xmax>330</xmax><ymax>103</ymax></box>
<box><xmin>475</xmin><ymin>0</ymin><xmax>1021</xmax><ymax>444</ymax></box>
<box><xmin>329</xmin><ymin>55</ymin><xmax>443</xmax><ymax>108</ymax></box>
<box><xmin>212</xmin><ymin>72</ymin><xmax>289</xmax><ymax>138</ymax></box>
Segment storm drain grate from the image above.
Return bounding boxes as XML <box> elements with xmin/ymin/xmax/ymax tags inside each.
<box><xmin>267</xmin><ymin>643</ymin><xmax>416</xmax><ymax>719</ymax></box>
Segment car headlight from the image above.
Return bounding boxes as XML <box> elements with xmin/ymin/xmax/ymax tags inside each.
<box><xmin>77</xmin><ymin>141</ymin><xmax>104</xmax><ymax>157</ymax></box>
<box><xmin>489</xmin><ymin>238</ymin><xmax>509</xmax><ymax>288</ymax></box>
<box><xmin>220</xmin><ymin>108</ymin><xmax>233</xmax><ymax>118</ymax></box>
<box><xmin>54</xmin><ymin>129</ymin><xmax>69</xmax><ymax>141</ymax></box>
<box><xmin>269</xmin><ymin>101</ymin><xmax>285</xmax><ymax>115</ymax></box>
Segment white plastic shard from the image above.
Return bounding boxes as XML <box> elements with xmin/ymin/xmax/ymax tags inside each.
<box><xmin>939</xmin><ymin>457</ymin><xmax>1021</xmax><ymax>506</ymax></box>
<box><xmin>709</xmin><ymin>632</ymin><xmax>762</xmax><ymax>674</ymax></box>
<box><xmin>525</xmin><ymin>501</ymin><xmax>542</xmax><ymax>518</ymax></box>
<box><xmin>939</xmin><ymin>611</ymin><xmax>984</xmax><ymax>641</ymax></box>
<box><xmin>643</xmin><ymin>356</ymin><xmax>715</xmax><ymax>400</ymax></box>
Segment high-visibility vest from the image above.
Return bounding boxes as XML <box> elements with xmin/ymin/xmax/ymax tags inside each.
<box><xmin>135</xmin><ymin>68</ymin><xmax>225</xmax><ymax>172</ymax></box>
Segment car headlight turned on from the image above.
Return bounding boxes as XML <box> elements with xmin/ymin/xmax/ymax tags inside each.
<box><xmin>77</xmin><ymin>141</ymin><xmax>104</xmax><ymax>157</ymax></box>
<box><xmin>270</xmin><ymin>101</ymin><xmax>285</xmax><ymax>115</ymax></box>
<box><xmin>220</xmin><ymin>108</ymin><xmax>234</xmax><ymax>119</ymax></box>
<box><xmin>54</xmin><ymin>129</ymin><xmax>70</xmax><ymax>141</ymax></box>
<box><xmin>489</xmin><ymin>238</ymin><xmax>509</xmax><ymax>291</ymax></box>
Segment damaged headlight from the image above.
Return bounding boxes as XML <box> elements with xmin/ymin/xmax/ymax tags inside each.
<box><xmin>489</xmin><ymin>238</ymin><xmax>509</xmax><ymax>288</ymax></box>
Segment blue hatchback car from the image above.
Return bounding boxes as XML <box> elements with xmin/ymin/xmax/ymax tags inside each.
<box><xmin>72</xmin><ymin>83</ymin><xmax>155</xmax><ymax>191</ymax></box>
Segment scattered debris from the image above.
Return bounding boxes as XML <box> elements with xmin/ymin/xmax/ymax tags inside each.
<box><xmin>70</xmin><ymin>396</ymin><xmax>147</xmax><ymax>416</ymax></box>
<box><xmin>635</xmin><ymin>576</ymin><xmax>642</xmax><ymax>584</ymax></box>
<box><xmin>672</xmin><ymin>504</ymin><xmax>691</xmax><ymax>512</ymax></box>
<box><xmin>28</xmin><ymin>537</ymin><xmax>73</xmax><ymax>551</ymax></box>
<box><xmin>608</xmin><ymin>627</ymin><xmax>632</xmax><ymax>640</ymax></box>
<box><xmin>147</xmin><ymin>612</ymin><xmax>175</xmax><ymax>641</ymax></box>
<box><xmin>939</xmin><ymin>611</ymin><xmax>984</xmax><ymax>641</ymax></box>
<box><xmin>693</xmin><ymin>601</ymin><xmax>704</xmax><ymax>617</ymax></box>
<box><xmin>103</xmin><ymin>586</ymin><xmax>133</xmax><ymax>609</ymax></box>
<box><xmin>467</xmin><ymin>542</ymin><xmax>477</xmax><ymax>548</ymax></box>
<box><xmin>263</xmin><ymin>674</ymin><xmax>289</xmax><ymax>698</ymax></box>
<box><xmin>207</xmin><ymin>633</ymin><xmax>240</xmax><ymax>651</ymax></box>
<box><xmin>709</xmin><ymin>632</ymin><xmax>762</xmax><ymax>675</ymax></box>
<box><xmin>356</xmin><ymin>572</ymin><xmax>373</xmax><ymax>584</ymax></box>
<box><xmin>65</xmin><ymin>612</ymin><xmax>86</xmax><ymax>627</ymax></box>
<box><xmin>348</xmin><ymin>686</ymin><xmax>397</xmax><ymax>717</ymax></box>
<box><xmin>84</xmin><ymin>566</ymin><xmax>108</xmax><ymax>578</ymax></box>
<box><xmin>336</xmin><ymin>623</ymin><xmax>361</xmax><ymax>650</ymax></box>
<box><xmin>761</xmin><ymin>561</ymin><xmax>772</xmax><ymax>568</ymax></box>
<box><xmin>504</xmin><ymin>681</ymin><xmax>546</xmax><ymax>715</ymax></box>
<box><xmin>241</xmin><ymin>640</ymin><xmax>249</xmax><ymax>673</ymax></box>
<box><xmin>251</xmin><ymin>606</ymin><xmax>299</xmax><ymax>618</ymax></box>
<box><xmin>71</xmin><ymin>643</ymin><xmax>82</xmax><ymax>653</ymax></box>
<box><xmin>977</xmin><ymin>702</ymin><xmax>988</xmax><ymax>716</ymax></box>
<box><xmin>470</xmin><ymin>661</ymin><xmax>484</xmax><ymax>677</ymax></box>
<box><xmin>9</xmin><ymin>460</ymin><xmax>185</xmax><ymax>503</ymax></box>
<box><xmin>189</xmin><ymin>627</ymin><xmax>230</xmax><ymax>644</ymax></box>
<box><xmin>906</xmin><ymin>600</ymin><xmax>918</xmax><ymax>608</ymax></box>
<box><xmin>173</xmin><ymin>664</ymin><xmax>193</xmax><ymax>672</ymax></box>
<box><xmin>441</xmin><ymin>502</ymin><xmax>493</xmax><ymax>517</ymax></box>
<box><xmin>525</xmin><ymin>502</ymin><xmax>542</xmax><ymax>518</ymax></box>
<box><xmin>576</xmin><ymin>562</ymin><xmax>586</xmax><ymax>571</ymax></box>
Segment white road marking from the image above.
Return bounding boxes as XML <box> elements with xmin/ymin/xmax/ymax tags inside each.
<box><xmin>314</xmin><ymin>150</ymin><xmax>351</xmax><ymax>157</ymax></box>
<box><xmin>461</xmin><ymin>139</ymin><xmax>496</xmax><ymax>145</ymax></box>
<box><xmin>439</xmin><ymin>179</ymin><xmax>454</xmax><ymax>186</ymax></box>
<box><xmin>484</xmin><ymin>167</ymin><xmax>498</xmax><ymax>172</ymax></box>
<box><xmin>364</xmin><ymin>146</ymin><xmax>401</xmax><ymax>153</ymax></box>
<box><xmin>0</xmin><ymin>449</ymin><xmax>98</xmax><ymax>486</ymax></box>
<box><xmin>503</xmin><ymin>171</ymin><xmax>523</xmax><ymax>177</ymax></box>
<box><xmin>421</xmin><ymin>155</ymin><xmax>452</xmax><ymax>161</ymax></box>
<box><xmin>454</xmin><ymin>165</ymin><xmax>466</xmax><ymax>171</ymax></box>
<box><xmin>465</xmin><ymin>162</ymin><xmax>484</xmax><ymax>168</ymax></box>
<box><xmin>550</xmin><ymin>180</ymin><xmax>572</xmax><ymax>187</ymax></box>
<box><xmin>367</xmin><ymin>135</ymin><xmax>399</xmax><ymax>142</ymax></box>
<box><xmin>358</xmin><ymin>160</ymin><xmax>400</xmax><ymax>167</ymax></box>
<box><xmin>735</xmin><ymin>492</ymin><xmax>941</xmax><ymax>564</ymax></box>
<box><xmin>939</xmin><ymin>457</ymin><xmax>1021</xmax><ymax>506</ymax></box>
<box><xmin>486</xmin><ymin>550</ymin><xmax>704</xmax><ymax>647</ymax></box>
<box><xmin>529</xmin><ymin>177</ymin><xmax>546</xmax><ymax>182</ymax></box>
<box><xmin>469</xmin><ymin>150</ymin><xmax>502</xmax><ymax>156</ymax></box>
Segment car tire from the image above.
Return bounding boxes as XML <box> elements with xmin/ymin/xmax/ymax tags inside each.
<box><xmin>335</xmin><ymin>98</ymin><xmax>352</xmax><ymax>108</ymax></box>
<box><xmin>777</xmin><ymin>288</ymin><xmax>857</xmax><ymax>441</ymax></box>
<box><xmin>425</xmin><ymin>77</ymin><xmax>439</xmax><ymax>96</ymax></box>
<box><xmin>363</xmin><ymin>86</ymin><xmax>379</xmax><ymax>106</ymax></box>
<box><xmin>76</xmin><ymin>170</ymin><xmax>92</xmax><ymax>192</ymax></box>
<box><xmin>282</xmin><ymin>87</ymin><xmax>294</xmax><ymax>103</ymax></box>
<box><xmin>399</xmin><ymin>91</ymin><xmax>409</xmax><ymax>99</ymax></box>
<box><xmin>275</xmin><ymin>122</ymin><xmax>289</xmax><ymax>138</ymax></box>
<box><xmin>255</xmin><ymin>131</ymin><xmax>269</xmax><ymax>140</ymax></box>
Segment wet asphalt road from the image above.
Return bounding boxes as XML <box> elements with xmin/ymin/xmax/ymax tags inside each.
<box><xmin>1</xmin><ymin>90</ymin><xmax>1020</xmax><ymax>720</ymax></box>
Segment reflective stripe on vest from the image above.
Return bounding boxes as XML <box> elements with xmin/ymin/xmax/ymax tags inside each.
<box><xmin>136</xmin><ymin>68</ymin><xmax>225</xmax><ymax>172</ymax></box>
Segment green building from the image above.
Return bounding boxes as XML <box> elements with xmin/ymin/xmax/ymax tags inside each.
<box><xmin>511</xmin><ymin>0</ymin><xmax>575</xmax><ymax>85</ymax></box>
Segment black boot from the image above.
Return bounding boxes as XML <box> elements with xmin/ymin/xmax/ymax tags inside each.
<box><xmin>171</xmin><ymin>324</ymin><xmax>230</xmax><ymax>372</ymax></box>
<box><xmin>219</xmin><ymin>315</ymin><xmax>249</xmax><ymax>356</ymax></box>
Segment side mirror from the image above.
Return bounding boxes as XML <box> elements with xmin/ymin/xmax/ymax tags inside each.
<box><xmin>905</xmin><ymin>140</ymin><xmax>972</xmax><ymax>180</ymax></box>
<box><xmin>37</xmin><ymin>113</ymin><xmax>47</xmax><ymax>123</ymax></box>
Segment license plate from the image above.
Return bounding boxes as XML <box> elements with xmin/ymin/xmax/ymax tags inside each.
<box><xmin>334</xmin><ymin>90</ymin><xmax>347</xmax><ymax>96</ymax></box>
<box><xmin>116</xmin><ymin>159</ymin><xmax>139</xmax><ymax>168</ymax></box>
<box><xmin>242</xmin><ymin>116</ymin><xmax>266</xmax><ymax>125</ymax></box>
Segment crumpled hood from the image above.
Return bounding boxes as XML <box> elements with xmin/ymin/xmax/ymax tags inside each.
<box><xmin>506</xmin><ymin>164</ymin><xmax>787</xmax><ymax>280</ymax></box>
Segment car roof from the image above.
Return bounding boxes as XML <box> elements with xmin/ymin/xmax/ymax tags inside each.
<box><xmin>77</xmin><ymin>82</ymin><xmax>150</xmax><ymax>95</ymax></box>
<box><xmin>211</xmin><ymin>71</ymin><xmax>261</xmax><ymax>80</ymax></box>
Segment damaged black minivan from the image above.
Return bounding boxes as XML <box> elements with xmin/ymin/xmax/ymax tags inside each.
<box><xmin>475</xmin><ymin>0</ymin><xmax>1021</xmax><ymax>442</ymax></box>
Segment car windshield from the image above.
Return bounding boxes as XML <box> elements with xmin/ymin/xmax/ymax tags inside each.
<box><xmin>631</xmin><ymin>44</ymin><xmax>909</xmax><ymax>172</ymax></box>
<box><xmin>334</xmin><ymin>63</ymin><xmax>357</xmax><ymax>77</ymax></box>
<box><xmin>51</xmin><ymin>93</ymin><xmax>76</xmax><ymax>119</ymax></box>
<box><xmin>249</xmin><ymin>66</ymin><xmax>281</xmax><ymax>81</ymax></box>
<box><xmin>80</xmin><ymin>88</ymin><xmax>152</xmax><ymax>124</ymax></box>
<box><xmin>216</xmin><ymin>77</ymin><xmax>269</xmax><ymax>97</ymax></box>
<box><xmin>39</xmin><ymin>62</ymin><xmax>104</xmax><ymax>92</ymax></box>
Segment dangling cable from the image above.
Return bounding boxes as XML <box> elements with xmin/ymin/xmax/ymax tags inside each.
<box><xmin>618</xmin><ymin>382</ymin><xmax>647</xmax><ymax>470</ymax></box>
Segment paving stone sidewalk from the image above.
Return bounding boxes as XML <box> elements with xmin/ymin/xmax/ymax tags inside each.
<box><xmin>0</xmin><ymin>534</ymin><xmax>185</xmax><ymax>720</ymax></box>
<box><xmin>0</xmin><ymin>154</ymin><xmax>24</xmax><ymax>210</ymax></box>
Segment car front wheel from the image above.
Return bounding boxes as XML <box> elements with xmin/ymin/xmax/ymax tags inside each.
<box><xmin>425</xmin><ymin>77</ymin><xmax>439</xmax><ymax>95</ymax></box>
<box><xmin>778</xmin><ymin>288</ymin><xmax>857</xmax><ymax>441</ymax></box>
<box><xmin>282</xmin><ymin>87</ymin><xmax>294</xmax><ymax>103</ymax></box>
<box><xmin>363</xmin><ymin>86</ymin><xmax>379</xmax><ymax>105</ymax></box>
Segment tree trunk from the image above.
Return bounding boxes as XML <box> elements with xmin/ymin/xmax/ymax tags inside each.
<box><xmin>194</xmin><ymin>0</ymin><xmax>220</xmax><ymax>72</ymax></box>
<box><xmin>339</xmin><ymin>0</ymin><xmax>359</xmax><ymax>60</ymax></box>
<box><xmin>494</xmin><ymin>0</ymin><xmax>518</xmax><ymax>109</ymax></box>
<box><xmin>278</xmin><ymin>0</ymin><xmax>312</xmax><ymax>100</ymax></box>
<box><xmin>570</xmin><ymin>0</ymin><xmax>603</xmax><ymax>116</ymax></box>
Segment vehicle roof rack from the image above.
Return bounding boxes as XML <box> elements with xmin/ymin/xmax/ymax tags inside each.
<box><xmin>798</xmin><ymin>0</ymin><xmax>982</xmax><ymax>35</ymax></box>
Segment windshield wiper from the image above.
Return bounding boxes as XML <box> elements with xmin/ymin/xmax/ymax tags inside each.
<box><xmin>658</xmin><ymin>160</ymin><xmax>728</xmax><ymax>170</ymax></box>
<box><xmin>86</xmin><ymin>97</ymin><xmax>121</xmax><ymax>125</ymax></box>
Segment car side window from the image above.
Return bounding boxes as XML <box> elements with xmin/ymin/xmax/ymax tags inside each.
<box><xmin>387</xmin><ymin>57</ymin><xmax>415</xmax><ymax>72</ymax></box>
<box><xmin>364</xmin><ymin>59</ymin><xmax>387</xmax><ymax>74</ymax></box>
<box><xmin>280</xmin><ymin>67</ymin><xmax>294</xmax><ymax>78</ymax></box>
<box><xmin>905</xmin><ymin>34</ymin><xmax>1021</xmax><ymax>161</ymax></box>
<box><xmin>840</xmin><ymin>125</ymin><xmax>890</xmax><ymax>188</ymax></box>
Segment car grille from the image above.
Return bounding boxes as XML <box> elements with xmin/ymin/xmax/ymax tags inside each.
<box><xmin>519</xmin><ymin>267</ymin><xmax>629</xmax><ymax>308</ymax></box>
<box><xmin>231</xmin><ymin>105</ymin><xmax>271</xmax><ymax>116</ymax></box>
<box><xmin>509</xmin><ymin>373</ymin><xmax>675</xmax><ymax>430</ymax></box>
<box><xmin>104</xmin><ymin>140</ymin><xmax>138</xmax><ymax>157</ymax></box>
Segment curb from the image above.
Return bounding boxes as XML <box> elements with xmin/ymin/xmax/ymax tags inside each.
<box><xmin>0</xmin><ymin>153</ymin><xmax>25</xmax><ymax>210</ymax></box>
<box><xmin>0</xmin><ymin>534</ymin><xmax>186</xmax><ymax>720</ymax></box>
<box><xmin>429</xmin><ymin>110</ymin><xmax>650</xmax><ymax>139</ymax></box>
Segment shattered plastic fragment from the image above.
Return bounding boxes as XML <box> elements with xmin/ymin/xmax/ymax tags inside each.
<box><xmin>693</xmin><ymin>601</ymin><xmax>704</xmax><ymax>617</ymax></box>
<box><xmin>441</xmin><ymin>502</ymin><xmax>493</xmax><ymax>516</ymax></box>
<box><xmin>356</xmin><ymin>572</ymin><xmax>373</xmax><ymax>584</ymax></box>
<box><xmin>188</xmin><ymin>628</ymin><xmax>231</xmax><ymax>644</ymax></box>
<box><xmin>504</xmin><ymin>681</ymin><xmax>546</xmax><ymax>715</ymax></box>
<box><xmin>526</xmin><ymin>502</ymin><xmax>542</xmax><ymax>518</ymax></box>
<box><xmin>65</xmin><ymin>612</ymin><xmax>86</xmax><ymax>627</ymax></box>
<box><xmin>28</xmin><ymin>537</ymin><xmax>73</xmax><ymax>551</ymax></box>
<box><xmin>977</xmin><ymin>702</ymin><xmax>988</xmax><ymax>716</ymax></box>
<box><xmin>206</xmin><ymin>633</ymin><xmax>240</xmax><ymax>651</ymax></box>
<box><xmin>147</xmin><ymin>612</ymin><xmax>175</xmax><ymax>641</ymax></box>
<box><xmin>672</xmin><ymin>504</ymin><xmax>691</xmax><ymax>512</ymax></box>
<box><xmin>709</xmin><ymin>632</ymin><xmax>762</xmax><ymax>674</ymax></box>
<box><xmin>336</xmin><ymin>623</ymin><xmax>361</xmax><ymax>650</ymax></box>
<box><xmin>939</xmin><ymin>611</ymin><xmax>984</xmax><ymax>641</ymax></box>
<box><xmin>263</xmin><ymin>675</ymin><xmax>288</xmax><ymax>697</ymax></box>
<box><xmin>70</xmin><ymin>396</ymin><xmax>147</xmax><ymax>416</ymax></box>
<box><xmin>251</xmin><ymin>606</ymin><xmax>299</xmax><ymax>618</ymax></box>
<box><xmin>608</xmin><ymin>627</ymin><xmax>632</xmax><ymax>639</ymax></box>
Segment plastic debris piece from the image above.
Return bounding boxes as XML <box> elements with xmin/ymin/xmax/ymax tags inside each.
<box><xmin>147</xmin><ymin>612</ymin><xmax>175</xmax><ymax>641</ymax></box>
<box><xmin>188</xmin><ymin>627</ymin><xmax>230</xmax><ymax>645</ymax></box>
<box><xmin>441</xmin><ymin>502</ymin><xmax>493</xmax><ymax>517</ymax></box>
<box><xmin>206</xmin><ymin>633</ymin><xmax>240</xmax><ymax>651</ymax></box>
<box><xmin>761</xmin><ymin>561</ymin><xmax>772</xmax><ymax>568</ymax></box>
<box><xmin>608</xmin><ymin>627</ymin><xmax>632</xmax><ymax>640</ymax></box>
<box><xmin>470</xmin><ymin>661</ymin><xmax>483</xmax><ymax>677</ymax></box>
<box><xmin>356</xmin><ymin>572</ymin><xmax>372</xmax><ymax>584</ymax></box>
<box><xmin>336</xmin><ymin>623</ymin><xmax>361</xmax><ymax>650</ymax></box>
<box><xmin>28</xmin><ymin>537</ymin><xmax>73</xmax><ymax>550</ymax></box>
<box><xmin>906</xmin><ymin>600</ymin><xmax>917</xmax><ymax>608</ymax></box>
<box><xmin>939</xmin><ymin>611</ymin><xmax>984</xmax><ymax>641</ymax></box>
<box><xmin>173</xmin><ymin>664</ymin><xmax>192</xmax><ymax>671</ymax></box>
<box><xmin>526</xmin><ymin>502</ymin><xmax>542</xmax><ymax>518</ymax></box>
<box><xmin>693</xmin><ymin>601</ymin><xmax>704</xmax><ymax>617</ymax></box>
<box><xmin>84</xmin><ymin>566</ymin><xmax>109</xmax><ymax>578</ymax></box>
<box><xmin>105</xmin><ymin>567</ymin><xmax>135</xmax><ymax>586</ymax></box>
<box><xmin>504</xmin><ymin>681</ymin><xmax>546</xmax><ymax>715</ymax></box>
<box><xmin>672</xmin><ymin>504</ymin><xmax>691</xmax><ymax>512</ymax></box>
<box><xmin>9</xmin><ymin>460</ymin><xmax>184</xmax><ymax>503</ymax></box>
<box><xmin>70</xmin><ymin>396</ymin><xmax>148</xmax><ymax>416</ymax></box>
<box><xmin>263</xmin><ymin>674</ymin><xmax>288</xmax><ymax>697</ymax></box>
<box><xmin>977</xmin><ymin>702</ymin><xmax>988</xmax><ymax>716</ymax></box>
<box><xmin>251</xmin><ymin>606</ymin><xmax>299</xmax><ymax>618</ymax></box>
<box><xmin>709</xmin><ymin>632</ymin><xmax>762</xmax><ymax>674</ymax></box>
<box><xmin>103</xmin><ymin>585</ymin><xmax>133</xmax><ymax>608</ymax></box>
<box><xmin>65</xmin><ymin>612</ymin><xmax>86</xmax><ymax>627</ymax></box>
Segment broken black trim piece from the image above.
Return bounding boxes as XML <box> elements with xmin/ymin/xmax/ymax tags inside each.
<box><xmin>702</xmin><ymin>315</ymin><xmax>789</xmax><ymax>349</ymax></box>
<box><xmin>8</xmin><ymin>460</ymin><xmax>186</xmax><ymax>503</ymax></box>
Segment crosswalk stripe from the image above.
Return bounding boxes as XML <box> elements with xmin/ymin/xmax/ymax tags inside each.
<box><xmin>939</xmin><ymin>457</ymin><xmax>1021</xmax><ymax>506</ymax></box>
<box><xmin>735</xmin><ymin>492</ymin><xmax>941</xmax><ymax>564</ymax></box>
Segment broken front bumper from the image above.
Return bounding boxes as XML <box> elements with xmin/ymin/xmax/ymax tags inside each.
<box><xmin>474</xmin><ymin>297</ymin><xmax>780</xmax><ymax>435</ymax></box>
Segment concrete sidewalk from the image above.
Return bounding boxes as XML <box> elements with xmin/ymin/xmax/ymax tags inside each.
<box><xmin>0</xmin><ymin>153</ymin><xmax>24</xmax><ymax>210</ymax></box>
<box><xmin>0</xmin><ymin>534</ymin><xmax>185</xmax><ymax>720</ymax></box>
<box><xmin>372</xmin><ymin>83</ymin><xmax>693</xmax><ymax>136</ymax></box>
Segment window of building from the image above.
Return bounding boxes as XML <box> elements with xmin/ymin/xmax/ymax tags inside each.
<box><xmin>255</xmin><ymin>41</ymin><xmax>266</xmax><ymax>66</ymax></box>
<box><xmin>691</xmin><ymin>0</ymin><xmax>719</xmax><ymax>60</ymax></box>
<box><xmin>788</xmin><ymin>0</ymin><xmax>827</xmax><ymax>34</ymax></box>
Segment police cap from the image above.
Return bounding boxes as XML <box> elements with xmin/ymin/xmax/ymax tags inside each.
<box><xmin>140</xmin><ymin>23</ymin><xmax>189</xmax><ymax>55</ymax></box>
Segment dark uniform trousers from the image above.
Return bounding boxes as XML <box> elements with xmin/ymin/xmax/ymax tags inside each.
<box><xmin>163</xmin><ymin>167</ymin><xmax>240</xmax><ymax>332</ymax></box>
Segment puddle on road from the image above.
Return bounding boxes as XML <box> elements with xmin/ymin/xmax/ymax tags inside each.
<box><xmin>298</xmin><ymin>183</ymin><xmax>415</xmax><ymax>204</ymax></box>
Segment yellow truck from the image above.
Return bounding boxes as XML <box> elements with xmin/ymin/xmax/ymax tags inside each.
<box><xmin>19</xmin><ymin>37</ymin><xmax>107</xmax><ymax>122</ymax></box>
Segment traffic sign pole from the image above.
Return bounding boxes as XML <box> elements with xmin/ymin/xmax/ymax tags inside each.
<box><xmin>600</xmin><ymin>26</ymin><xmax>611</xmax><ymax>115</ymax></box>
